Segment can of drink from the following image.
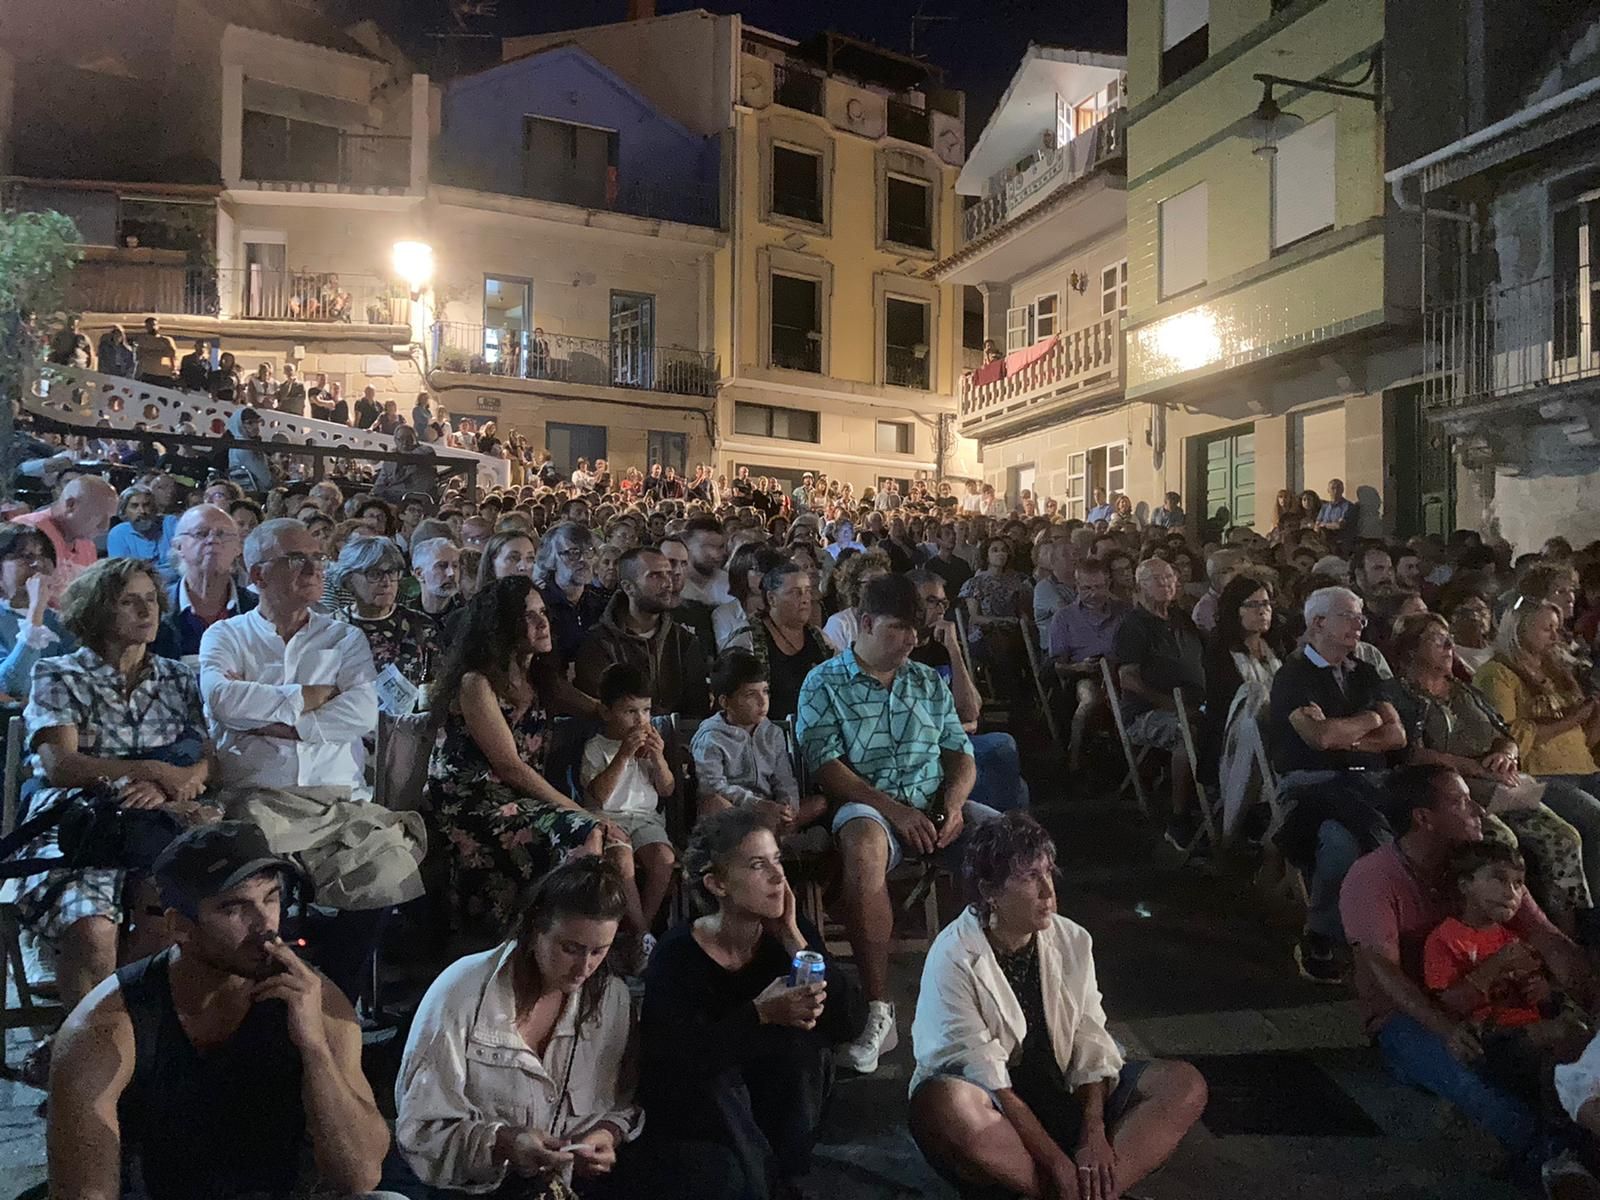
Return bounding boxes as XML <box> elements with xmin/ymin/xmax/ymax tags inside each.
<box><xmin>789</xmin><ymin>950</ymin><xmax>826</xmax><ymax>988</ymax></box>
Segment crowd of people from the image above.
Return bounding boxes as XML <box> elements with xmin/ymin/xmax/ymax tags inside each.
<box><xmin>18</xmin><ymin>338</ymin><xmax>1600</xmax><ymax>1199</ymax></box>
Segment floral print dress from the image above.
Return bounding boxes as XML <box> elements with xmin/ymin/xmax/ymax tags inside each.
<box><xmin>426</xmin><ymin>694</ymin><xmax>599</xmax><ymax>932</ymax></box>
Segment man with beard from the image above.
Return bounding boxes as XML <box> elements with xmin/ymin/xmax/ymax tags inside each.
<box><xmin>46</xmin><ymin>821</ymin><xmax>396</xmax><ymax>1200</ymax></box>
<box><xmin>575</xmin><ymin>547</ymin><xmax>710</xmax><ymax>716</ymax></box>
<box><xmin>678</xmin><ymin>516</ymin><xmax>730</xmax><ymax>607</ymax></box>
<box><xmin>535</xmin><ymin>521</ymin><xmax>606</xmax><ymax>665</ymax></box>
<box><xmin>106</xmin><ymin>484</ymin><xmax>175</xmax><ymax>571</ymax></box>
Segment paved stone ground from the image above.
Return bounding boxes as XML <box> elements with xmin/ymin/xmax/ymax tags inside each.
<box><xmin>0</xmin><ymin>759</ymin><xmax>1532</xmax><ymax>1199</ymax></box>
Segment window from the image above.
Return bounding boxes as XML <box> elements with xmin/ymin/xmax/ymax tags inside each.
<box><xmin>610</xmin><ymin>291</ymin><xmax>656</xmax><ymax>387</ymax></box>
<box><xmin>1101</xmin><ymin>261</ymin><xmax>1128</xmax><ymax>316</ymax></box>
<box><xmin>1161</xmin><ymin>0</ymin><xmax>1209</xmax><ymax>87</ymax></box>
<box><xmin>876</xmin><ymin>421</ymin><xmax>913</xmax><ymax>455</ymax></box>
<box><xmin>647</xmin><ymin>430</ymin><xmax>687</xmax><ymax>476</ymax></box>
<box><xmin>770</xmin><ymin>273</ymin><xmax>822</xmax><ymax>372</ymax></box>
<box><xmin>772</xmin><ymin>145</ymin><xmax>823</xmax><ymax>224</ymax></box>
<box><xmin>1064</xmin><ymin>451</ymin><xmax>1088</xmax><ymax>520</ymax></box>
<box><xmin>734</xmin><ymin>402</ymin><xmax>820</xmax><ymax>443</ymax></box>
<box><xmin>1091</xmin><ymin>441</ymin><xmax>1127</xmax><ymax>496</ymax></box>
<box><xmin>483</xmin><ymin>276</ymin><xmax>533</xmax><ymax>376</ymax></box>
<box><xmin>1271</xmin><ymin>114</ymin><xmax>1336</xmax><ymax>250</ymax></box>
<box><xmin>885</xmin><ymin>175</ymin><xmax>933</xmax><ymax>250</ymax></box>
<box><xmin>1006</xmin><ymin>305</ymin><xmax>1033</xmax><ymax>352</ymax></box>
<box><xmin>1034</xmin><ymin>293</ymin><xmax>1060</xmax><ymax>339</ymax></box>
<box><xmin>1159</xmin><ymin>183</ymin><xmax>1208</xmax><ymax>299</ymax></box>
<box><xmin>884</xmin><ymin>297</ymin><xmax>930</xmax><ymax>389</ymax></box>
<box><xmin>521</xmin><ymin>116</ymin><xmax>618</xmax><ymax>210</ymax></box>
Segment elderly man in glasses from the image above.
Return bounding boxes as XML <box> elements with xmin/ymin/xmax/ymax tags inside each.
<box><xmin>1268</xmin><ymin>585</ymin><xmax>1407</xmax><ymax>985</ymax></box>
<box><xmin>154</xmin><ymin>505</ymin><xmax>255</xmax><ymax>660</ymax></box>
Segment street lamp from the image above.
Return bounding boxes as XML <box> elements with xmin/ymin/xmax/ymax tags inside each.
<box><xmin>1247</xmin><ymin>50</ymin><xmax>1382</xmax><ymax>158</ymax></box>
<box><xmin>392</xmin><ymin>240</ymin><xmax>434</xmax><ymax>298</ymax></box>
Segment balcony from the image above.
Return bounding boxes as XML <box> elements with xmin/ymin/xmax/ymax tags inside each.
<box><xmin>241</xmin><ymin>130</ymin><xmax>411</xmax><ymax>192</ymax></box>
<box><xmin>961</xmin><ymin>108</ymin><xmax>1125</xmax><ymax>245</ymax></box>
<box><xmin>431</xmin><ymin>322</ymin><xmax>718</xmax><ymax>399</ymax></box>
<box><xmin>70</xmin><ymin>261</ymin><xmax>410</xmax><ymax>326</ymax></box>
<box><xmin>886</xmin><ymin>98</ymin><xmax>931</xmax><ymax>147</ymax></box>
<box><xmin>885</xmin><ymin>344</ymin><xmax>930</xmax><ymax>390</ymax></box>
<box><xmin>959</xmin><ymin>316</ymin><xmax>1121</xmax><ymax>437</ymax></box>
<box><xmin>773</xmin><ymin>64</ymin><xmax>825</xmax><ymax>115</ymax></box>
<box><xmin>770</xmin><ymin>325</ymin><xmax>822</xmax><ymax>374</ymax></box>
<box><xmin>1424</xmin><ymin>275</ymin><xmax>1600</xmax><ymax>416</ymax></box>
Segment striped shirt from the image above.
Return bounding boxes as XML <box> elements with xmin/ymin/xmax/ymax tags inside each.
<box><xmin>795</xmin><ymin>648</ymin><xmax>971</xmax><ymax>811</ymax></box>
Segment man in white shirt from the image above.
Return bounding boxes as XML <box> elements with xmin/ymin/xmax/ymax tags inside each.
<box><xmin>959</xmin><ymin>480</ymin><xmax>983</xmax><ymax>514</ymax></box>
<box><xmin>199</xmin><ymin>518</ymin><xmax>378</xmax><ymax>794</ymax></box>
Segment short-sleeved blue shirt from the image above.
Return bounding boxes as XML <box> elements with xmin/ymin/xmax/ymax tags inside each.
<box><xmin>795</xmin><ymin>648</ymin><xmax>972</xmax><ymax>811</ymax></box>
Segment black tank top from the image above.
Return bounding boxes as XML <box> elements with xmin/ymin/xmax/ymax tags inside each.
<box><xmin>115</xmin><ymin>949</ymin><xmax>306</xmax><ymax>1200</ymax></box>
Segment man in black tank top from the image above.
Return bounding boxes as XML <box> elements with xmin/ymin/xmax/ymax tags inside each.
<box><xmin>45</xmin><ymin>822</ymin><xmax>397</xmax><ymax>1200</ymax></box>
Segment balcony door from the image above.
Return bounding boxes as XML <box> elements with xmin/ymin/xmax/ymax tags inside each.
<box><xmin>1196</xmin><ymin>424</ymin><xmax>1256</xmax><ymax>535</ymax></box>
<box><xmin>1553</xmin><ymin>196</ymin><xmax>1600</xmax><ymax>383</ymax></box>
<box><xmin>243</xmin><ymin>238</ymin><xmax>287</xmax><ymax>320</ymax></box>
<box><xmin>611</xmin><ymin>292</ymin><xmax>656</xmax><ymax>388</ymax></box>
<box><xmin>484</xmin><ymin>276</ymin><xmax>532</xmax><ymax>377</ymax></box>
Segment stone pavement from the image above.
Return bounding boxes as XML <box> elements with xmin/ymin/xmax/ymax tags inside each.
<box><xmin>0</xmin><ymin>785</ymin><xmax>1532</xmax><ymax>1199</ymax></box>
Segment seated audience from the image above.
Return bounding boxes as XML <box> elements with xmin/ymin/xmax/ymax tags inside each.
<box><xmin>1441</xmin><ymin>586</ymin><xmax>1496</xmax><ymax>674</ymax></box>
<box><xmin>579</xmin><ymin>664</ymin><xmax>678</xmax><ymax>945</ymax></box>
<box><xmin>47</xmin><ymin>821</ymin><xmax>394</xmax><ymax>1200</ymax></box>
<box><xmin>821</xmin><ymin>548</ymin><xmax>891</xmax><ymax>654</ymax></box>
<box><xmin>638</xmin><ymin>808</ymin><xmax>864</xmax><ymax>1200</ymax></box>
<box><xmin>16</xmin><ymin>474</ymin><xmax>119</xmax><ymax>603</ymax></box>
<box><xmin>105</xmin><ymin>484</ymin><xmax>174</xmax><ymax>570</ymax></box>
<box><xmin>535</xmin><ymin>520</ymin><xmax>606</xmax><ymax>666</ymax></box>
<box><xmin>226</xmin><ymin>407</ymin><xmax>272</xmax><ymax>493</ymax></box>
<box><xmin>408</xmin><ymin>535</ymin><xmax>463</xmax><ymax>631</ymax></box>
<box><xmin>1204</xmin><ymin>572</ymin><xmax>1284</xmax><ymax>839</ymax></box>
<box><xmin>1269</xmin><ymin>586</ymin><xmax>1406</xmax><ymax>982</ymax></box>
<box><xmin>0</xmin><ymin>522</ymin><xmax>67</xmax><ymax>698</ymax></box>
<box><xmin>426</xmin><ymin>576</ymin><xmax>609</xmax><ymax>933</ymax></box>
<box><xmin>394</xmin><ymin>857</ymin><xmax>641</xmax><ymax>1197</ymax></box>
<box><xmin>1048</xmin><ymin>559</ymin><xmax>1128</xmax><ymax>772</ymax></box>
<box><xmin>332</xmin><ymin>535</ymin><xmax>433</xmax><ymax>694</ymax></box>
<box><xmin>5</xmin><ymin>557</ymin><xmax>215</xmax><ymax>1019</ymax></box>
<box><xmin>923</xmin><ymin>521</ymin><xmax>974</xmax><ymax>616</ymax></box>
<box><xmin>153</xmin><ymin>504</ymin><xmax>253</xmax><ymax>660</ymax></box>
<box><xmin>711</xmin><ymin>544</ymin><xmax>786</xmax><ymax>653</ymax></box>
<box><xmin>1112</xmin><ymin>557</ymin><xmax>1206</xmax><ymax>849</ymax></box>
<box><xmin>574</xmin><ymin>548</ymin><xmax>710</xmax><ymax>718</ymax></box>
<box><xmin>691</xmin><ymin>649</ymin><xmax>826</xmax><ymax>834</ymax></box>
<box><xmin>798</xmin><ymin>573</ymin><xmax>995</xmax><ymax>1075</ymax></box>
<box><xmin>1190</xmin><ymin>548</ymin><xmax>1244</xmax><ymax>634</ymax></box>
<box><xmin>1341</xmin><ymin>766</ymin><xmax>1592</xmax><ymax>1175</ymax></box>
<box><xmin>1031</xmin><ymin>532</ymin><xmax>1076</xmax><ymax>643</ymax></box>
<box><xmin>909</xmin><ymin>813</ymin><xmax>1206</xmax><ymax>1199</ymax></box>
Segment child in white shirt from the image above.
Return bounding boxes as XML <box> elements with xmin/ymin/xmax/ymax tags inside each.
<box><xmin>581</xmin><ymin>663</ymin><xmax>676</xmax><ymax>938</ymax></box>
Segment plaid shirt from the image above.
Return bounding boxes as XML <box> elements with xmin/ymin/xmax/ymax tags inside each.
<box><xmin>796</xmin><ymin>648</ymin><xmax>971</xmax><ymax>811</ymax></box>
<box><xmin>26</xmin><ymin>647</ymin><xmax>204</xmax><ymax>764</ymax></box>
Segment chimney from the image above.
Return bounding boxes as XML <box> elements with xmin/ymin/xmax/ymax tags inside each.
<box><xmin>627</xmin><ymin>0</ymin><xmax>655</xmax><ymax>19</ymax></box>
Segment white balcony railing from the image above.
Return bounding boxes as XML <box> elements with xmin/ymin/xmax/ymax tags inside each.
<box><xmin>962</xmin><ymin>109</ymin><xmax>1126</xmax><ymax>245</ymax></box>
<box><xmin>960</xmin><ymin>316</ymin><xmax>1120</xmax><ymax>431</ymax></box>
<box><xmin>1424</xmin><ymin>274</ymin><xmax>1600</xmax><ymax>411</ymax></box>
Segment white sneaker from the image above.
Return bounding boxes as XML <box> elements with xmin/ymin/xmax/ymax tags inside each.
<box><xmin>837</xmin><ymin>1000</ymin><xmax>898</xmax><ymax>1074</ymax></box>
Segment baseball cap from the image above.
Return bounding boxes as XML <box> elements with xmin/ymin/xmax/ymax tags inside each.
<box><xmin>153</xmin><ymin>821</ymin><xmax>309</xmax><ymax>915</ymax></box>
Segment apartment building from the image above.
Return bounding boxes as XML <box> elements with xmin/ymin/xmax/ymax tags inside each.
<box><xmin>1124</xmin><ymin>0</ymin><xmax>1423</xmax><ymax>536</ymax></box>
<box><xmin>934</xmin><ymin>47</ymin><xmax>1129</xmax><ymax>517</ymax></box>
<box><xmin>1387</xmin><ymin>4</ymin><xmax>1600</xmax><ymax>548</ymax></box>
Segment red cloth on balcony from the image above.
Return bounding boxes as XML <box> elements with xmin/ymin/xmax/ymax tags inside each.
<box><xmin>969</xmin><ymin>335</ymin><xmax>1060</xmax><ymax>388</ymax></box>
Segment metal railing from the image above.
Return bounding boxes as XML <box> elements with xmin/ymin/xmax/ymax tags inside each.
<box><xmin>772</xmin><ymin>189</ymin><xmax>823</xmax><ymax>224</ymax></box>
<box><xmin>70</xmin><ymin>265</ymin><xmax>409</xmax><ymax>325</ymax></box>
<box><xmin>773</xmin><ymin>64</ymin><xmax>825</xmax><ymax>115</ymax></box>
<box><xmin>884</xmin><ymin>345</ymin><xmax>930</xmax><ymax>389</ymax></box>
<box><xmin>962</xmin><ymin>107</ymin><xmax>1127</xmax><ymax>245</ymax></box>
<box><xmin>1424</xmin><ymin>274</ymin><xmax>1600</xmax><ymax>410</ymax></box>
<box><xmin>430</xmin><ymin>322</ymin><xmax>719</xmax><ymax>398</ymax></box>
<box><xmin>241</xmin><ymin>131</ymin><xmax>411</xmax><ymax>190</ymax></box>
<box><xmin>770</xmin><ymin>325</ymin><xmax>821</xmax><ymax>374</ymax></box>
<box><xmin>887</xmin><ymin>98</ymin><xmax>932</xmax><ymax>147</ymax></box>
<box><xmin>886</xmin><ymin>218</ymin><xmax>933</xmax><ymax>250</ymax></box>
<box><xmin>960</xmin><ymin>316</ymin><xmax>1121</xmax><ymax>430</ymax></box>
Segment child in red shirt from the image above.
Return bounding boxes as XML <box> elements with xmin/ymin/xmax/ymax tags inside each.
<box><xmin>1423</xmin><ymin>843</ymin><xmax>1588</xmax><ymax>1108</ymax></box>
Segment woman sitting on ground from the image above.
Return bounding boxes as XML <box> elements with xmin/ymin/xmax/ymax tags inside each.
<box><xmin>331</xmin><ymin>534</ymin><xmax>433</xmax><ymax>692</ymax></box>
<box><xmin>0</xmin><ymin>522</ymin><xmax>67</xmax><ymax>700</ymax></box>
<box><xmin>711</xmin><ymin>544</ymin><xmax>786</xmax><ymax>653</ymax></box>
<box><xmin>638</xmin><ymin>807</ymin><xmax>864</xmax><ymax>1200</ymax></box>
<box><xmin>426</xmin><ymin>576</ymin><xmax>615</xmax><ymax>935</ymax></box>
<box><xmin>395</xmin><ymin>857</ymin><xmax>641</xmax><ymax>1198</ymax></box>
<box><xmin>909</xmin><ymin>812</ymin><xmax>1206</xmax><ymax>1200</ymax></box>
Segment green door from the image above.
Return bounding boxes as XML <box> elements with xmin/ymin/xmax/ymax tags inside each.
<box><xmin>1198</xmin><ymin>425</ymin><xmax>1256</xmax><ymax>535</ymax></box>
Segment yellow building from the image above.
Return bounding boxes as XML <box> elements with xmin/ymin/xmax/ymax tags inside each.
<box><xmin>1122</xmin><ymin>0</ymin><xmax>1425</xmax><ymax>535</ymax></box>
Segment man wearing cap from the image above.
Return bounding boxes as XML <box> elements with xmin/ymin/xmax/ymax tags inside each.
<box><xmin>47</xmin><ymin>821</ymin><xmax>400</xmax><ymax>1200</ymax></box>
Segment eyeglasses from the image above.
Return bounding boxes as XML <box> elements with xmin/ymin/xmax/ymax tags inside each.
<box><xmin>361</xmin><ymin>567</ymin><xmax>403</xmax><ymax>583</ymax></box>
<box><xmin>181</xmin><ymin>529</ymin><xmax>238</xmax><ymax>544</ymax></box>
<box><xmin>263</xmin><ymin>552</ymin><xmax>327</xmax><ymax>573</ymax></box>
<box><xmin>1239</xmin><ymin>599</ymin><xmax>1274</xmax><ymax>611</ymax></box>
<box><xmin>556</xmin><ymin>547</ymin><xmax>592</xmax><ymax>562</ymax></box>
<box><xmin>1328</xmin><ymin>610</ymin><xmax>1369</xmax><ymax>626</ymax></box>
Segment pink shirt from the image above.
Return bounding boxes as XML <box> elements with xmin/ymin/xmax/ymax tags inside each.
<box><xmin>15</xmin><ymin>509</ymin><xmax>97</xmax><ymax>605</ymax></box>
<box><xmin>1340</xmin><ymin>842</ymin><xmax>1557</xmax><ymax>1034</ymax></box>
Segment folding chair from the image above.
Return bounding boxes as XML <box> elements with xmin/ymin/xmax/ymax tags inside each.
<box><xmin>372</xmin><ymin>711</ymin><xmax>432</xmax><ymax>812</ymax></box>
<box><xmin>1021</xmin><ymin>615</ymin><xmax>1065</xmax><ymax>747</ymax></box>
<box><xmin>1248</xmin><ymin>722</ymin><xmax>1310</xmax><ymax>908</ymax></box>
<box><xmin>781</xmin><ymin>716</ymin><xmax>829</xmax><ymax>935</ymax></box>
<box><xmin>1172</xmin><ymin>689</ymin><xmax>1222</xmax><ymax>862</ymax></box>
<box><xmin>1099</xmin><ymin>658</ymin><xmax>1153</xmax><ymax>818</ymax></box>
<box><xmin>0</xmin><ymin>714</ymin><xmax>65</xmax><ymax>1075</ymax></box>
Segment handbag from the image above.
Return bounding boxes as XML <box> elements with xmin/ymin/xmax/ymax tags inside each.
<box><xmin>0</xmin><ymin>782</ymin><xmax>186</xmax><ymax>879</ymax></box>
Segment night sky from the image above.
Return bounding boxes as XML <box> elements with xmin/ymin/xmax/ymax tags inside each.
<box><xmin>337</xmin><ymin>0</ymin><xmax>1128</xmax><ymax>138</ymax></box>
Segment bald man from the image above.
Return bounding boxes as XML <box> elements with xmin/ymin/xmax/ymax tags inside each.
<box><xmin>16</xmin><ymin>475</ymin><xmax>118</xmax><ymax>603</ymax></box>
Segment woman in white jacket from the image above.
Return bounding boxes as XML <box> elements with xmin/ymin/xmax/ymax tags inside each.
<box><xmin>394</xmin><ymin>857</ymin><xmax>643</xmax><ymax>1197</ymax></box>
<box><xmin>909</xmin><ymin>813</ymin><xmax>1207</xmax><ymax>1200</ymax></box>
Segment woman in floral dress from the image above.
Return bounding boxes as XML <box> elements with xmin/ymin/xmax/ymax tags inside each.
<box><xmin>959</xmin><ymin>537</ymin><xmax>1032</xmax><ymax>701</ymax></box>
<box><xmin>426</xmin><ymin>575</ymin><xmax>613</xmax><ymax>934</ymax></box>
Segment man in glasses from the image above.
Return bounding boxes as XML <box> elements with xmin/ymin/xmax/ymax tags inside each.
<box><xmin>153</xmin><ymin>504</ymin><xmax>255</xmax><ymax>659</ymax></box>
<box><xmin>1269</xmin><ymin>585</ymin><xmax>1407</xmax><ymax>984</ymax></box>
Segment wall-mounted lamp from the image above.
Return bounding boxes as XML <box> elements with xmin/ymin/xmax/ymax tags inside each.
<box><xmin>1248</xmin><ymin>50</ymin><xmax>1382</xmax><ymax>158</ymax></box>
<box><xmin>1068</xmin><ymin>271</ymin><xmax>1089</xmax><ymax>294</ymax></box>
<box><xmin>392</xmin><ymin>240</ymin><xmax>435</xmax><ymax>298</ymax></box>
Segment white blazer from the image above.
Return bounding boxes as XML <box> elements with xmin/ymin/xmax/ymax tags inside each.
<box><xmin>910</xmin><ymin>906</ymin><xmax>1124</xmax><ymax>1098</ymax></box>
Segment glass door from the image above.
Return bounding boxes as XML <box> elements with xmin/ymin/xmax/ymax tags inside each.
<box><xmin>484</xmin><ymin>276</ymin><xmax>532</xmax><ymax>376</ymax></box>
<box><xmin>611</xmin><ymin>291</ymin><xmax>656</xmax><ymax>388</ymax></box>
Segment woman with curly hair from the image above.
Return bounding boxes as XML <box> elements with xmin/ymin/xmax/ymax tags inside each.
<box><xmin>426</xmin><ymin>576</ymin><xmax>617</xmax><ymax>934</ymax></box>
<box><xmin>909</xmin><ymin>812</ymin><xmax>1205</xmax><ymax>1198</ymax></box>
<box><xmin>821</xmin><ymin>547</ymin><xmax>891</xmax><ymax>654</ymax></box>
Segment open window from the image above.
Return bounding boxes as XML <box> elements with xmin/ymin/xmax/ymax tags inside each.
<box><xmin>770</xmin><ymin>273</ymin><xmax>822</xmax><ymax>373</ymax></box>
<box><xmin>772</xmin><ymin>144</ymin><xmax>823</xmax><ymax>224</ymax></box>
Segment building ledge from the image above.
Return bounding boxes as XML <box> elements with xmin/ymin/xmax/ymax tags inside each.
<box><xmin>427</xmin><ymin>369</ymin><xmax>716</xmax><ymax>412</ymax></box>
<box><xmin>80</xmin><ymin>312</ymin><xmax>411</xmax><ymax>344</ymax></box>
<box><xmin>431</xmin><ymin>186</ymin><xmax>725</xmax><ymax>247</ymax></box>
